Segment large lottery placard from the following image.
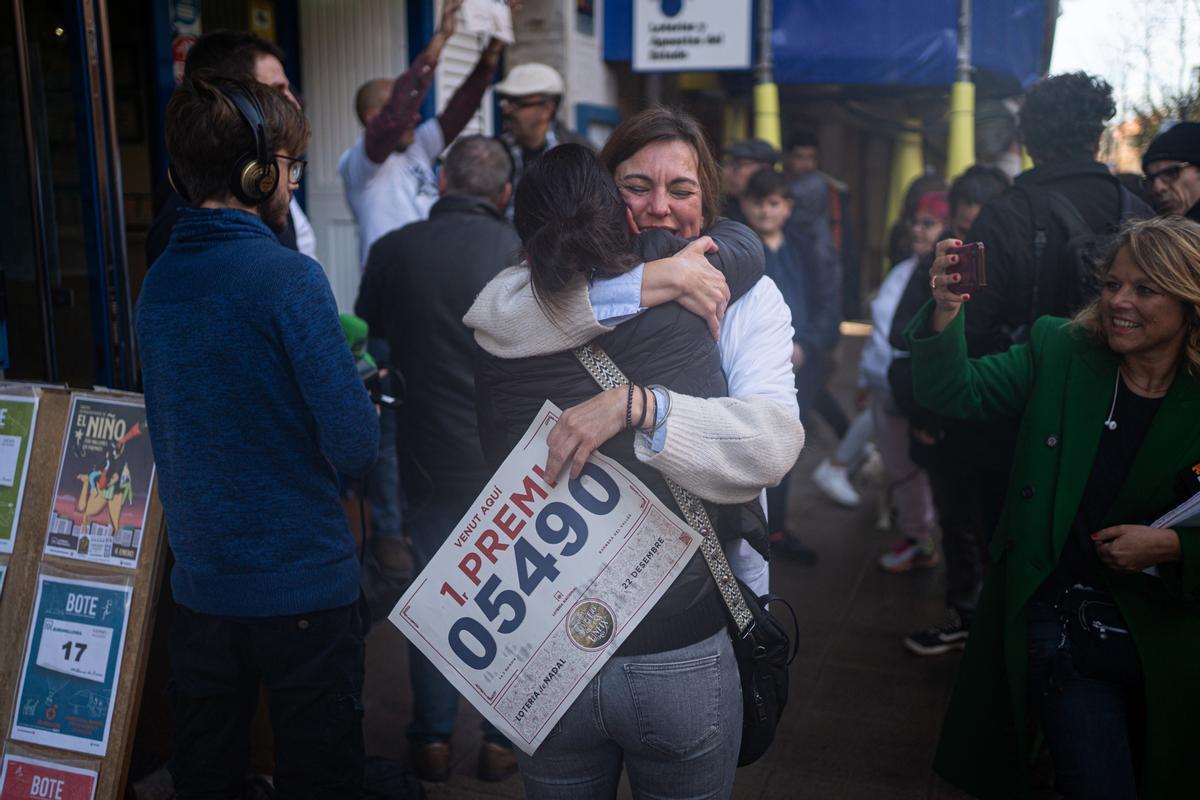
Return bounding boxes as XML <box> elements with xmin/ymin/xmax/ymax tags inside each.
<box><xmin>10</xmin><ymin>574</ymin><xmax>132</xmax><ymax>756</ymax></box>
<box><xmin>44</xmin><ymin>397</ymin><xmax>154</xmax><ymax>569</ymax></box>
<box><xmin>0</xmin><ymin>753</ymin><xmax>96</xmax><ymax>800</ymax></box>
<box><xmin>390</xmin><ymin>401</ymin><xmax>700</xmax><ymax>754</ymax></box>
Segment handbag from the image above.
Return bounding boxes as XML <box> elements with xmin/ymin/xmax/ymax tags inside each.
<box><xmin>572</xmin><ymin>344</ymin><xmax>800</xmax><ymax>767</ymax></box>
<box><xmin>1056</xmin><ymin>585</ymin><xmax>1143</xmax><ymax>690</ymax></box>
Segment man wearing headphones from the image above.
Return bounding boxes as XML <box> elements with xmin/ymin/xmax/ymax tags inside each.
<box><xmin>146</xmin><ymin>30</ymin><xmax>316</xmax><ymax>267</ymax></box>
<box><xmin>137</xmin><ymin>75</ymin><xmax>378</xmax><ymax>798</ymax></box>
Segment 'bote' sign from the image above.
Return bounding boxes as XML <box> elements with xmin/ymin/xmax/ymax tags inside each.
<box><xmin>389</xmin><ymin>401</ymin><xmax>700</xmax><ymax>754</ymax></box>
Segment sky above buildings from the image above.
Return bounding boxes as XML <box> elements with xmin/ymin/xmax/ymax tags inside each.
<box><xmin>1050</xmin><ymin>0</ymin><xmax>1200</xmax><ymax>119</ymax></box>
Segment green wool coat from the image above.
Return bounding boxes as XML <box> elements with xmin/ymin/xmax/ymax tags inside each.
<box><xmin>906</xmin><ymin>305</ymin><xmax>1200</xmax><ymax>799</ymax></box>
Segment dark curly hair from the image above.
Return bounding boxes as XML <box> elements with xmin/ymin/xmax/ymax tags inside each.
<box><xmin>1019</xmin><ymin>72</ymin><xmax>1115</xmax><ymax>163</ymax></box>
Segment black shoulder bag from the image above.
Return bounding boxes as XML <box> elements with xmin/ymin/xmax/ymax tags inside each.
<box><xmin>572</xmin><ymin>343</ymin><xmax>800</xmax><ymax>767</ymax></box>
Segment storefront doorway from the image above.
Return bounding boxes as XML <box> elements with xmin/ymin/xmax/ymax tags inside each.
<box><xmin>1</xmin><ymin>0</ymin><xmax>146</xmax><ymax>389</ymax></box>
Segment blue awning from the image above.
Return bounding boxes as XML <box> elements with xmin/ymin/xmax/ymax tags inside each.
<box><xmin>605</xmin><ymin>1</ymin><xmax>1051</xmax><ymax>90</ymax></box>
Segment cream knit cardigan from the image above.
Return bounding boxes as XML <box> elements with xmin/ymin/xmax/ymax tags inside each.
<box><xmin>464</xmin><ymin>267</ymin><xmax>804</xmax><ymax>505</ymax></box>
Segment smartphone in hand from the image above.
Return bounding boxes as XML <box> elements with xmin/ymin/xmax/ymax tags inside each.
<box><xmin>946</xmin><ymin>242</ymin><xmax>986</xmax><ymax>295</ymax></box>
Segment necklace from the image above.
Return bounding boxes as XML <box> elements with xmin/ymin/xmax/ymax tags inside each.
<box><xmin>1118</xmin><ymin>363</ymin><xmax>1171</xmax><ymax>397</ymax></box>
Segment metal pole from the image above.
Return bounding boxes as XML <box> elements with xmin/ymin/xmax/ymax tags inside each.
<box><xmin>946</xmin><ymin>0</ymin><xmax>975</xmax><ymax>179</ymax></box>
<box><xmin>755</xmin><ymin>0</ymin><xmax>773</xmax><ymax>86</ymax></box>
<box><xmin>95</xmin><ymin>0</ymin><xmax>137</xmax><ymax>389</ymax></box>
<box><xmin>955</xmin><ymin>0</ymin><xmax>972</xmax><ymax>83</ymax></box>
<box><xmin>753</xmin><ymin>0</ymin><xmax>781</xmax><ymax>148</ymax></box>
<box><xmin>12</xmin><ymin>0</ymin><xmax>59</xmax><ymax>381</ymax></box>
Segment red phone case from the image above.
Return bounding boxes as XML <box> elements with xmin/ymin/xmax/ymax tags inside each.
<box><xmin>946</xmin><ymin>242</ymin><xmax>986</xmax><ymax>295</ymax></box>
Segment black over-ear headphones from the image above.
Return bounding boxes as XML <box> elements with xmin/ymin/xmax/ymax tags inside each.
<box><xmin>168</xmin><ymin>80</ymin><xmax>280</xmax><ymax>206</ymax></box>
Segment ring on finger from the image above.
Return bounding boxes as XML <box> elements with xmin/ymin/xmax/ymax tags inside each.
<box><xmin>930</xmin><ymin>274</ymin><xmax>938</xmax><ymax>290</ymax></box>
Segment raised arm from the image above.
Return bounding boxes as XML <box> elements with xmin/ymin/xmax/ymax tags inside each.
<box><xmin>437</xmin><ymin>37</ymin><xmax>505</xmax><ymax>144</ymax></box>
<box><xmin>363</xmin><ymin>0</ymin><xmax>462</xmax><ymax>164</ymax></box>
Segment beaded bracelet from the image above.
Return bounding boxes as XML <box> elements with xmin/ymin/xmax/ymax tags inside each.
<box><xmin>624</xmin><ymin>382</ymin><xmax>635</xmax><ymax>430</ymax></box>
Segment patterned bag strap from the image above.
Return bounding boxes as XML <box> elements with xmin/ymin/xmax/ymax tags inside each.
<box><xmin>572</xmin><ymin>343</ymin><xmax>754</xmax><ymax>635</ymax></box>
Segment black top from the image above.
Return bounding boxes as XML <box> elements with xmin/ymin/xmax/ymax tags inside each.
<box><xmin>1038</xmin><ymin>377</ymin><xmax>1164</xmax><ymax>599</ymax></box>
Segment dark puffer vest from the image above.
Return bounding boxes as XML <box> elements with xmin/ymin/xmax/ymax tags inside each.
<box><xmin>475</xmin><ymin>298</ymin><xmax>765</xmax><ymax>656</ymax></box>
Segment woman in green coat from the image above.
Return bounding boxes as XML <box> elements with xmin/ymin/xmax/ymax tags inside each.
<box><xmin>907</xmin><ymin>216</ymin><xmax>1200</xmax><ymax>799</ymax></box>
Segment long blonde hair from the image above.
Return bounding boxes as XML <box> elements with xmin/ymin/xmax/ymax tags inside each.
<box><xmin>1072</xmin><ymin>215</ymin><xmax>1200</xmax><ymax>375</ymax></box>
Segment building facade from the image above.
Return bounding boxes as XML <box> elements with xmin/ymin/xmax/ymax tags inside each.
<box><xmin>1</xmin><ymin>0</ymin><xmax>621</xmax><ymax>390</ymax></box>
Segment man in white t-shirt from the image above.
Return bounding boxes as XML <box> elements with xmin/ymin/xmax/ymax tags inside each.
<box><xmin>339</xmin><ymin>0</ymin><xmax>505</xmax><ymax>268</ymax></box>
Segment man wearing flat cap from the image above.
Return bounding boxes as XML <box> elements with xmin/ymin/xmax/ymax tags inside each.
<box><xmin>1143</xmin><ymin>121</ymin><xmax>1200</xmax><ymax>222</ymax></box>
<box><xmin>494</xmin><ymin>62</ymin><xmax>591</xmax><ymax>192</ymax></box>
<box><xmin>720</xmin><ymin>138</ymin><xmax>781</xmax><ymax>223</ymax></box>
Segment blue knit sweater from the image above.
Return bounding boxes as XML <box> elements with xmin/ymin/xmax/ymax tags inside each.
<box><xmin>136</xmin><ymin>208</ymin><xmax>379</xmax><ymax>617</ymax></box>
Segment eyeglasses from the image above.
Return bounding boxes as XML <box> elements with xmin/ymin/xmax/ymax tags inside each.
<box><xmin>275</xmin><ymin>154</ymin><xmax>307</xmax><ymax>184</ymax></box>
<box><xmin>1144</xmin><ymin>162</ymin><xmax>1192</xmax><ymax>186</ymax></box>
<box><xmin>500</xmin><ymin>96</ymin><xmax>549</xmax><ymax>110</ymax></box>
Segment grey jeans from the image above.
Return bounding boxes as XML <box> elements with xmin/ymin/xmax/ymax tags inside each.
<box><xmin>517</xmin><ymin>628</ymin><xmax>742</xmax><ymax>799</ymax></box>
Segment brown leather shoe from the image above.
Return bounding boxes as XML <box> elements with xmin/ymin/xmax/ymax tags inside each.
<box><xmin>412</xmin><ymin>742</ymin><xmax>451</xmax><ymax>782</ymax></box>
<box><xmin>477</xmin><ymin>741</ymin><xmax>518</xmax><ymax>782</ymax></box>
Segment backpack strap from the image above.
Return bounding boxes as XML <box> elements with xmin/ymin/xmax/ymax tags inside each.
<box><xmin>1015</xmin><ymin>185</ymin><xmax>1052</xmax><ymax>328</ymax></box>
<box><xmin>1016</xmin><ymin>183</ymin><xmax>1092</xmax><ymax>325</ymax></box>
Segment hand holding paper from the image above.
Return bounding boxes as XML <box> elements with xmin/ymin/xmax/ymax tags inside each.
<box><xmin>1092</xmin><ymin>524</ymin><xmax>1183</xmax><ymax>575</ymax></box>
<box><xmin>461</xmin><ymin>0</ymin><xmax>516</xmax><ymax>44</ymax></box>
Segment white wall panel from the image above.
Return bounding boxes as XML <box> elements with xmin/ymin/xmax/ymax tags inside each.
<box><xmin>435</xmin><ymin>24</ymin><xmax>494</xmax><ymax>138</ymax></box>
<box><xmin>566</xmin><ymin>0</ymin><xmax>617</xmax><ymax>122</ymax></box>
<box><xmin>299</xmin><ymin>0</ymin><xmax>409</xmax><ymax>312</ymax></box>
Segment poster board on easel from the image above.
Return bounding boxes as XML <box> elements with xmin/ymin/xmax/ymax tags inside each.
<box><xmin>0</xmin><ymin>387</ymin><xmax>167</xmax><ymax>799</ymax></box>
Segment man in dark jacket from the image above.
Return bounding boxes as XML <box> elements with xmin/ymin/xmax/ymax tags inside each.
<box><xmin>354</xmin><ymin>135</ymin><xmax>520</xmax><ymax>784</ymax></box>
<box><xmin>957</xmin><ymin>72</ymin><xmax>1152</xmax><ymax>358</ymax></box>
<box><xmin>1141</xmin><ymin>121</ymin><xmax>1200</xmax><ymax>222</ymax></box>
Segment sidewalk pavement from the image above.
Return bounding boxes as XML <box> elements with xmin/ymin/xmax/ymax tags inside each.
<box><xmin>361</xmin><ymin>336</ymin><xmax>985</xmax><ymax>799</ymax></box>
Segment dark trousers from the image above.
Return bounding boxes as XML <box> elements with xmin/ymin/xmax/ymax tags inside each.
<box><xmin>927</xmin><ymin>461</ymin><xmax>986</xmax><ymax>616</ymax></box>
<box><xmin>766</xmin><ymin>357</ymin><xmax>825</xmax><ymax>532</ymax></box>
<box><xmin>168</xmin><ymin>599</ymin><xmax>368</xmax><ymax>799</ymax></box>
<box><xmin>811</xmin><ymin>387</ymin><xmax>849</xmax><ymax>438</ymax></box>
<box><xmin>1026</xmin><ymin>602</ymin><xmax>1142</xmax><ymax>799</ymax></box>
<box><xmin>405</xmin><ymin>490</ymin><xmax>507</xmax><ymax>746</ymax></box>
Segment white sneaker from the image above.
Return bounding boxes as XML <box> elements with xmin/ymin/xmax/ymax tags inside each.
<box><xmin>812</xmin><ymin>458</ymin><xmax>862</xmax><ymax>507</ymax></box>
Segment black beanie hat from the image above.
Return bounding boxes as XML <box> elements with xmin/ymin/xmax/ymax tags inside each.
<box><xmin>1142</xmin><ymin>121</ymin><xmax>1200</xmax><ymax>172</ymax></box>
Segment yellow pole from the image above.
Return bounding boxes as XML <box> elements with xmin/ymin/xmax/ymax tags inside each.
<box><xmin>946</xmin><ymin>80</ymin><xmax>975</xmax><ymax>180</ymax></box>
<box><xmin>885</xmin><ymin>119</ymin><xmax>924</xmax><ymax>270</ymax></box>
<box><xmin>753</xmin><ymin>82</ymin><xmax>782</xmax><ymax>149</ymax></box>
